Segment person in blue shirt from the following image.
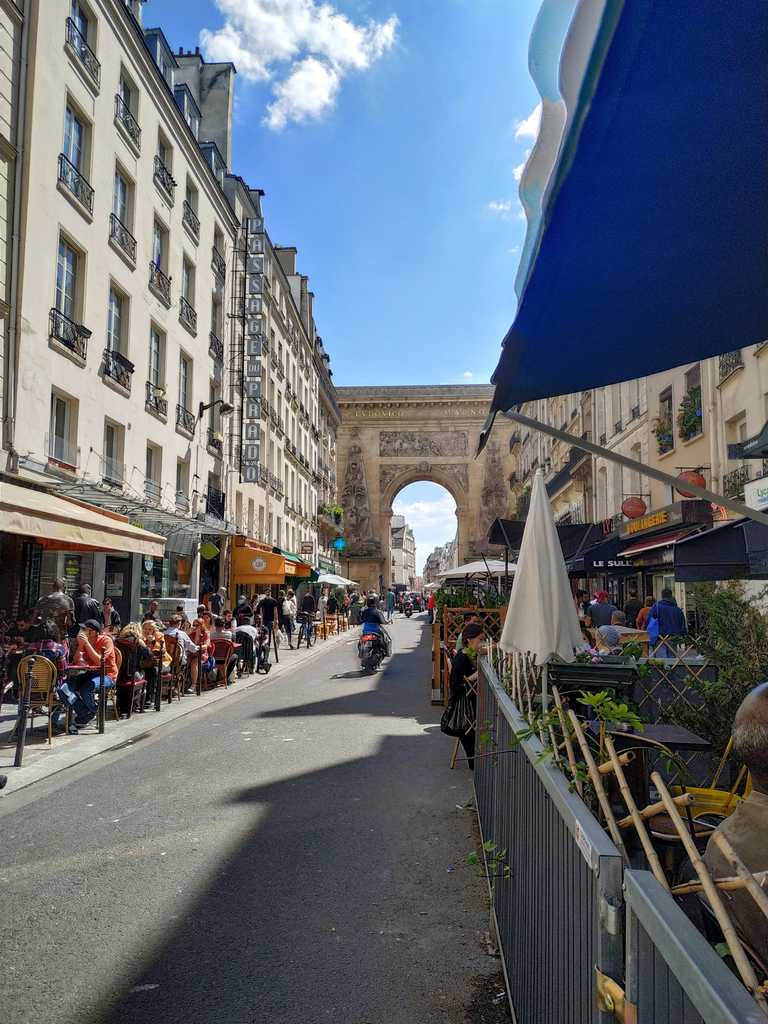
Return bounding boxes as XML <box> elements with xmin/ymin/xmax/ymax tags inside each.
<box><xmin>385</xmin><ymin>588</ymin><xmax>396</xmax><ymax>622</ymax></box>
<box><xmin>648</xmin><ymin>588</ymin><xmax>687</xmax><ymax>636</ymax></box>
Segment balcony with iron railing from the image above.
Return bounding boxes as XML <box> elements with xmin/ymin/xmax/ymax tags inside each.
<box><xmin>723</xmin><ymin>464</ymin><xmax>751</xmax><ymax>499</ymax></box>
<box><xmin>57</xmin><ymin>152</ymin><xmax>94</xmax><ymax>214</ymax></box>
<box><xmin>149</xmin><ymin>262</ymin><xmax>171</xmax><ymax>306</ymax></box>
<box><xmin>175</xmin><ymin>492</ymin><xmax>190</xmax><ymax>513</ymax></box>
<box><xmin>49</xmin><ymin>307</ymin><xmax>88</xmax><ymax>361</ymax></box>
<box><xmin>719</xmin><ymin>349</ymin><xmax>744</xmax><ymax>382</ymax></box>
<box><xmin>211</xmin><ymin>246</ymin><xmax>226</xmax><ymax>282</ymax></box>
<box><xmin>145</xmin><ymin>380</ymin><xmax>167</xmax><ymax>419</ymax></box>
<box><xmin>614</xmin><ymin>420</ymin><xmax>623</xmax><ymax>435</ymax></box>
<box><xmin>179</xmin><ymin>295</ymin><xmax>197</xmax><ymax>335</ymax></box>
<box><xmin>64</xmin><ymin>17</ymin><xmax>100</xmax><ymax>90</ymax></box>
<box><xmin>145</xmin><ymin>478</ymin><xmax>161</xmax><ymax>502</ymax></box>
<box><xmin>153</xmin><ymin>154</ymin><xmax>176</xmax><ymax>201</ymax></box>
<box><xmin>176</xmin><ymin>404</ymin><xmax>196</xmax><ymax>437</ymax></box>
<box><xmin>109</xmin><ymin>212</ymin><xmax>136</xmax><ymax>265</ymax></box>
<box><xmin>114</xmin><ymin>93</ymin><xmax>140</xmax><ymax>149</ymax></box>
<box><xmin>208</xmin><ymin>331</ymin><xmax>224</xmax><ymax>363</ymax></box>
<box><xmin>102</xmin><ymin>347</ymin><xmax>134</xmax><ymax>392</ymax></box>
<box><xmin>206</xmin><ymin>487</ymin><xmax>225</xmax><ymax>519</ymax></box>
<box><xmin>207</xmin><ymin>427</ymin><xmax>223</xmax><ymax>458</ymax></box>
<box><xmin>182</xmin><ymin>199</ymin><xmax>200</xmax><ymax>242</ymax></box>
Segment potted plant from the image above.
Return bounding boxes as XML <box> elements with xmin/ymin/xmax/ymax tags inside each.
<box><xmin>676</xmin><ymin>385</ymin><xmax>703</xmax><ymax>441</ymax></box>
<box><xmin>329</xmin><ymin>503</ymin><xmax>343</xmax><ymax>524</ymax></box>
<box><xmin>652</xmin><ymin>416</ymin><xmax>674</xmax><ymax>454</ymax></box>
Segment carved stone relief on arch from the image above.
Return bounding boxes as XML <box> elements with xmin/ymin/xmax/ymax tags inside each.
<box><xmin>379</xmin><ymin>462</ymin><xmax>469</xmax><ymax>499</ymax></box>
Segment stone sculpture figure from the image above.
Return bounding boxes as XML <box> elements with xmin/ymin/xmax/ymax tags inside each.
<box><xmin>341</xmin><ymin>445</ymin><xmax>381</xmax><ymax>556</ymax></box>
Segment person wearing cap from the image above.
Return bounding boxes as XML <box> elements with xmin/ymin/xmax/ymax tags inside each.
<box><xmin>589</xmin><ymin>591</ymin><xmax>619</xmax><ymax>628</ymax></box>
<box><xmin>70</xmin><ymin>619</ymin><xmax>118</xmax><ymax>726</ymax></box>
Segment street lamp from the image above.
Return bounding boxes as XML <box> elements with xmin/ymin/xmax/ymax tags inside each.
<box><xmin>198</xmin><ymin>398</ymin><xmax>234</xmax><ymax>419</ymax></box>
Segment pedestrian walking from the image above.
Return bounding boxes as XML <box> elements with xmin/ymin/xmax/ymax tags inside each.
<box><xmin>636</xmin><ymin>596</ymin><xmax>654</xmax><ymax>630</ymax></box>
<box><xmin>210</xmin><ymin>586</ymin><xmax>227</xmax><ymax>616</ymax></box>
<box><xmin>73</xmin><ymin>584</ymin><xmax>101</xmax><ymax>626</ymax></box>
<box><xmin>623</xmin><ymin>590</ymin><xmax>643</xmax><ymax>629</ymax></box>
<box><xmin>386</xmin><ymin>587</ymin><xmax>396</xmax><ymax>623</ymax></box>
<box><xmin>427</xmin><ymin>592</ymin><xmax>436</xmax><ymax>624</ymax></box>
<box><xmin>283</xmin><ymin>589</ymin><xmax>297</xmax><ymax>648</ymax></box>
<box><xmin>589</xmin><ymin>591</ymin><xmax>619</xmax><ymax>627</ymax></box>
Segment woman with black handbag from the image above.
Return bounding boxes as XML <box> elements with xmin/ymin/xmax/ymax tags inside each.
<box><xmin>443</xmin><ymin>622</ymin><xmax>484</xmax><ymax>770</ymax></box>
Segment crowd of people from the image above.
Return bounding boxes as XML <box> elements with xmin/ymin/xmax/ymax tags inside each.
<box><xmin>573</xmin><ymin>586</ymin><xmax>688</xmax><ymax>655</ymax></box>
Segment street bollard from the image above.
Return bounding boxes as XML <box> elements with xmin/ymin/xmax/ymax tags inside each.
<box><xmin>13</xmin><ymin>657</ymin><xmax>35</xmax><ymax>768</ymax></box>
<box><xmin>195</xmin><ymin>648</ymin><xmax>202</xmax><ymax>697</ymax></box>
<box><xmin>98</xmin><ymin>650</ymin><xmax>106</xmax><ymax>734</ymax></box>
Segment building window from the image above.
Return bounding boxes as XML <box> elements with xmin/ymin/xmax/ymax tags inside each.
<box><xmin>183</xmin><ymin>181</ymin><xmax>200</xmax><ymax>241</ymax></box>
<box><xmin>148</xmin><ymin>326</ymin><xmax>164</xmax><ymax>387</ymax></box>
<box><xmin>176</xmin><ymin>458</ymin><xmax>190</xmax><ymax>511</ymax></box>
<box><xmin>152</xmin><ymin>219</ymin><xmax>167</xmax><ymax>272</ymax></box>
<box><xmin>55</xmin><ymin>239</ymin><xmax>78</xmax><ymax>320</ymax></box>
<box><xmin>179</xmin><ymin>354</ymin><xmax>191</xmax><ymax>411</ymax></box>
<box><xmin>63</xmin><ymin>105</ymin><xmax>84</xmax><ymax>171</ymax></box>
<box><xmin>103</xmin><ymin>420</ymin><xmax>124</xmax><ymax>485</ymax></box>
<box><xmin>679</xmin><ymin>363</ymin><xmax>703</xmax><ymax>441</ymax></box>
<box><xmin>106</xmin><ymin>287</ymin><xmax>123</xmax><ymax>352</ymax></box>
<box><xmin>49</xmin><ymin>391</ymin><xmax>78</xmax><ymax>468</ymax></box>
<box><xmin>655</xmin><ymin>387</ymin><xmax>674</xmax><ymax>454</ymax></box>
<box><xmin>145</xmin><ymin>444</ymin><xmax>161</xmax><ymax>500</ymax></box>
<box><xmin>181</xmin><ymin>258</ymin><xmax>194</xmax><ymax>304</ymax></box>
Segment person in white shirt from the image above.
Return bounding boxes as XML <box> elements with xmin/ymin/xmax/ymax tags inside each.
<box><xmin>282</xmin><ymin>588</ymin><xmax>297</xmax><ymax>648</ymax></box>
<box><xmin>164</xmin><ymin>616</ymin><xmax>200</xmax><ymax>690</ymax></box>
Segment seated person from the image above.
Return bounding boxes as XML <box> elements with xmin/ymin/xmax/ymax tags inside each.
<box><xmin>141</xmin><ymin>620</ymin><xmax>171</xmax><ymax>704</ymax></box>
<box><xmin>164</xmin><ymin>616</ymin><xmax>200</xmax><ymax>691</ymax></box>
<box><xmin>456</xmin><ymin>611</ymin><xmax>481</xmax><ymax>653</ymax></box>
<box><xmin>210</xmin><ymin>616</ymin><xmax>237</xmax><ymax>680</ymax></box>
<box><xmin>596</xmin><ymin>611</ymin><xmax>636</xmax><ymax>653</ymax></box>
<box><xmin>704</xmin><ymin>682</ymin><xmax>768</xmax><ymax>965</ymax></box>
<box><xmin>23</xmin><ymin>618</ymin><xmax>77</xmax><ymax>735</ymax></box>
<box><xmin>68</xmin><ymin>619</ymin><xmax>118</xmax><ymax>727</ymax></box>
<box><xmin>99</xmin><ymin>597</ymin><xmax>121</xmax><ymax>634</ymax></box>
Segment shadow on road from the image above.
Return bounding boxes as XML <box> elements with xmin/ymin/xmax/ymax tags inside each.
<box><xmin>84</xmin><ymin>624</ymin><xmax>494</xmax><ymax>1024</ymax></box>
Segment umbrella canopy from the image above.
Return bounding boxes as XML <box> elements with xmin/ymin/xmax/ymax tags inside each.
<box><xmin>436</xmin><ymin>559</ymin><xmax>515</xmax><ymax>581</ymax></box>
<box><xmin>317</xmin><ymin>572</ymin><xmax>357</xmax><ymax>587</ymax></box>
<box><xmin>499</xmin><ymin>470</ymin><xmax>582</xmax><ymax>662</ymax></box>
<box><xmin>485</xmin><ymin>0</ymin><xmax>768</xmax><ymax>424</ymax></box>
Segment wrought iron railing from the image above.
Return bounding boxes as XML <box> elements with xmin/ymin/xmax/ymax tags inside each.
<box><xmin>208</xmin><ymin>331</ymin><xmax>224</xmax><ymax>363</ymax></box>
<box><xmin>719</xmin><ymin>349</ymin><xmax>744</xmax><ymax>381</ymax></box>
<box><xmin>114</xmin><ymin>93</ymin><xmax>140</xmax><ymax>147</ymax></box>
<box><xmin>175</xmin><ymin>492</ymin><xmax>190</xmax><ymax>513</ymax></box>
<box><xmin>206</xmin><ymin>487</ymin><xmax>225</xmax><ymax>519</ymax></box>
<box><xmin>65</xmin><ymin>17</ymin><xmax>100</xmax><ymax>88</ymax></box>
<box><xmin>102</xmin><ymin>347</ymin><xmax>134</xmax><ymax>391</ymax></box>
<box><xmin>211</xmin><ymin>246</ymin><xmax>226</xmax><ymax>282</ymax></box>
<box><xmin>614</xmin><ymin>419</ymin><xmax>623</xmax><ymax>434</ymax></box>
<box><xmin>153</xmin><ymin>154</ymin><xmax>176</xmax><ymax>199</ymax></box>
<box><xmin>58</xmin><ymin>152</ymin><xmax>94</xmax><ymax>212</ymax></box>
<box><xmin>207</xmin><ymin>428</ymin><xmax>223</xmax><ymax>457</ymax></box>
<box><xmin>723</xmin><ymin>463</ymin><xmax>751</xmax><ymax>499</ymax></box>
<box><xmin>179</xmin><ymin>295</ymin><xmax>197</xmax><ymax>333</ymax></box>
<box><xmin>145</xmin><ymin>478</ymin><xmax>161</xmax><ymax>502</ymax></box>
<box><xmin>149</xmin><ymin>261</ymin><xmax>171</xmax><ymax>305</ymax></box>
<box><xmin>145</xmin><ymin>380</ymin><xmax>167</xmax><ymax>418</ymax></box>
<box><xmin>182</xmin><ymin>199</ymin><xmax>200</xmax><ymax>240</ymax></box>
<box><xmin>176</xmin><ymin>404</ymin><xmax>196</xmax><ymax>435</ymax></box>
<box><xmin>109</xmin><ymin>213</ymin><xmax>136</xmax><ymax>263</ymax></box>
<box><xmin>49</xmin><ymin>307</ymin><xmax>87</xmax><ymax>359</ymax></box>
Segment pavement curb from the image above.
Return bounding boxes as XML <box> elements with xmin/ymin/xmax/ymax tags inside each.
<box><xmin>0</xmin><ymin>626</ymin><xmax>357</xmax><ymax>798</ymax></box>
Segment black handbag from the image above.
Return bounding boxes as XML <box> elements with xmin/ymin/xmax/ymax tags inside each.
<box><xmin>440</xmin><ymin>692</ymin><xmax>473</xmax><ymax>737</ymax></box>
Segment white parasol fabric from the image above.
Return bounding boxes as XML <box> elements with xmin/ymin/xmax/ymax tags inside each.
<box><xmin>317</xmin><ymin>572</ymin><xmax>357</xmax><ymax>587</ymax></box>
<box><xmin>436</xmin><ymin>559</ymin><xmax>515</xmax><ymax>581</ymax></box>
<box><xmin>499</xmin><ymin>469</ymin><xmax>582</xmax><ymax>663</ymax></box>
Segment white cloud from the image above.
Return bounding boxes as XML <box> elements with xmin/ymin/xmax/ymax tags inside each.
<box><xmin>201</xmin><ymin>0</ymin><xmax>398</xmax><ymax>129</ymax></box>
<box><xmin>463</xmin><ymin>371</ymin><xmax>473</xmax><ymax>379</ymax></box>
<box><xmin>393</xmin><ymin>493</ymin><xmax>457</xmax><ymax>575</ymax></box>
<box><xmin>488</xmin><ymin>199</ymin><xmax>513</xmax><ymax>214</ymax></box>
<box><xmin>514</xmin><ymin>102</ymin><xmax>541</xmax><ymax>142</ymax></box>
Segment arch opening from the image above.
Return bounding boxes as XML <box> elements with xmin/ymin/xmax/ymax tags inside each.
<box><xmin>389</xmin><ymin>481</ymin><xmax>458</xmax><ymax>589</ymax></box>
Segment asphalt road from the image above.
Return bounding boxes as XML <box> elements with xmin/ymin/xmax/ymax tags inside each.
<box><xmin>0</xmin><ymin>615</ymin><xmax>502</xmax><ymax>1024</ymax></box>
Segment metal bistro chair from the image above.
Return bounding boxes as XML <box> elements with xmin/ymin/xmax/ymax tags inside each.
<box><xmin>211</xmin><ymin>638</ymin><xmax>235</xmax><ymax>688</ymax></box>
<box><xmin>15</xmin><ymin>655</ymin><xmax>59</xmax><ymax>745</ymax></box>
<box><xmin>114</xmin><ymin>638</ymin><xmax>147</xmax><ymax>718</ymax></box>
<box><xmin>160</xmin><ymin>636</ymin><xmax>184</xmax><ymax>703</ymax></box>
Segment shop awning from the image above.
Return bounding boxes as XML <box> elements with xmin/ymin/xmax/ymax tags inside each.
<box><xmin>0</xmin><ymin>480</ymin><xmax>165</xmax><ymax>557</ymax></box>
<box><xmin>487</xmin><ymin>517</ymin><xmax>601</xmax><ymax>560</ymax></box>
<box><xmin>566</xmin><ymin>533</ymin><xmax>635</xmax><ymax>577</ymax></box>
<box><xmin>674</xmin><ymin>519</ymin><xmax>768</xmax><ymax>582</ymax></box>
<box><xmin>620</xmin><ymin>529</ymin><xmax>697</xmax><ymax>558</ymax></box>
<box><xmin>273</xmin><ymin>548</ymin><xmax>314</xmax><ymax>579</ymax></box>
<box><xmin>483</xmin><ymin>0</ymin><xmax>768</xmax><ymax>436</ymax></box>
<box><xmin>232</xmin><ymin>541</ymin><xmax>289</xmax><ymax>586</ymax></box>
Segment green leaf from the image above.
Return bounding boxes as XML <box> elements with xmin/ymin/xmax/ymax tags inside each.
<box><xmin>482</xmin><ymin>840</ymin><xmax>497</xmax><ymax>853</ymax></box>
<box><xmin>466</xmin><ymin>852</ymin><xmax>478</xmax><ymax>866</ymax></box>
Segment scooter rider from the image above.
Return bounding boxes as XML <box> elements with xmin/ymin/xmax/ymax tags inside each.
<box><xmin>359</xmin><ymin>596</ymin><xmax>391</xmax><ymax>656</ymax></box>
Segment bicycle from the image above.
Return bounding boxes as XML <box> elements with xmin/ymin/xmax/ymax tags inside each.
<box><xmin>295</xmin><ymin>612</ymin><xmax>315</xmax><ymax>648</ymax></box>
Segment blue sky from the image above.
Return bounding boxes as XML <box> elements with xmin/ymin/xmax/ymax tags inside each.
<box><xmin>150</xmin><ymin>0</ymin><xmax>541</xmax><ymax>568</ymax></box>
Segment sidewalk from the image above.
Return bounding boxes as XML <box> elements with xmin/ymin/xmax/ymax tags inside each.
<box><xmin>0</xmin><ymin>627</ymin><xmax>354</xmax><ymax>797</ymax></box>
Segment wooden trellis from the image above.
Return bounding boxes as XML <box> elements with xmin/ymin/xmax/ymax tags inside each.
<box><xmin>431</xmin><ymin>607</ymin><xmax>507</xmax><ymax>705</ymax></box>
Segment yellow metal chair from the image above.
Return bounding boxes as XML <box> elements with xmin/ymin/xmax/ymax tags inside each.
<box><xmin>671</xmin><ymin>737</ymin><xmax>751</xmax><ymax>820</ymax></box>
<box><xmin>15</xmin><ymin>655</ymin><xmax>59</xmax><ymax>745</ymax></box>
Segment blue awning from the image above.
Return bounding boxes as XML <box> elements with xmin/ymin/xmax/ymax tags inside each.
<box><xmin>487</xmin><ymin>0</ymin><xmax>768</xmax><ymax>426</ymax></box>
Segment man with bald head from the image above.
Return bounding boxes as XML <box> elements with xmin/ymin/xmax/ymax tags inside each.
<box><xmin>704</xmin><ymin>682</ymin><xmax>768</xmax><ymax>962</ymax></box>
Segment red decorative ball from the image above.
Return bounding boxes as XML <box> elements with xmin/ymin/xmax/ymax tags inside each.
<box><xmin>622</xmin><ymin>496</ymin><xmax>647</xmax><ymax>519</ymax></box>
<box><xmin>676</xmin><ymin>470</ymin><xmax>706</xmax><ymax>498</ymax></box>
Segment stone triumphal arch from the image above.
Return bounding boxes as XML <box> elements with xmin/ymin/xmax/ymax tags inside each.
<box><xmin>335</xmin><ymin>385</ymin><xmax>519</xmax><ymax>593</ymax></box>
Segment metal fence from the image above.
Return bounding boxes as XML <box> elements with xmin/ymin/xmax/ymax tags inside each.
<box><xmin>625</xmin><ymin>870</ymin><xmax>765</xmax><ymax>1024</ymax></box>
<box><xmin>476</xmin><ymin>659</ymin><xmax>767</xmax><ymax>1024</ymax></box>
<box><xmin>475</xmin><ymin>659</ymin><xmax>624</xmax><ymax>1023</ymax></box>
